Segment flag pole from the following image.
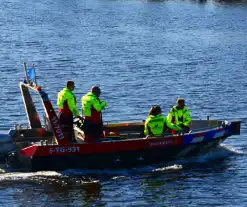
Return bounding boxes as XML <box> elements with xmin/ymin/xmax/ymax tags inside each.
<box><xmin>23</xmin><ymin>62</ymin><xmax>30</xmax><ymax>84</ymax></box>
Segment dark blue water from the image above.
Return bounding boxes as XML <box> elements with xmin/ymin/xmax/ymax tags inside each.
<box><xmin>0</xmin><ymin>0</ymin><xmax>247</xmax><ymax>206</ymax></box>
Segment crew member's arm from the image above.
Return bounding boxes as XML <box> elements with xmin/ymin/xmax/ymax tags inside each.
<box><xmin>57</xmin><ymin>91</ymin><xmax>64</xmax><ymax>108</ymax></box>
<box><xmin>92</xmin><ymin>98</ymin><xmax>107</xmax><ymax>112</ymax></box>
<box><xmin>144</xmin><ymin>118</ymin><xmax>151</xmax><ymax>136</ymax></box>
<box><xmin>67</xmin><ymin>96</ymin><xmax>80</xmax><ymax>117</ymax></box>
<box><xmin>183</xmin><ymin>109</ymin><xmax>191</xmax><ymax>127</ymax></box>
<box><xmin>166</xmin><ymin>119</ymin><xmax>182</xmax><ymax>131</ymax></box>
<box><xmin>167</xmin><ymin>109</ymin><xmax>174</xmax><ymax>122</ymax></box>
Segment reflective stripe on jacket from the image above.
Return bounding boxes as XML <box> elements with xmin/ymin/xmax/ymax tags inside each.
<box><xmin>81</xmin><ymin>92</ymin><xmax>106</xmax><ymax>124</ymax></box>
<box><xmin>57</xmin><ymin>88</ymin><xmax>79</xmax><ymax>117</ymax></box>
<box><xmin>144</xmin><ymin>114</ymin><xmax>182</xmax><ymax>136</ymax></box>
<box><xmin>167</xmin><ymin>106</ymin><xmax>191</xmax><ymax>127</ymax></box>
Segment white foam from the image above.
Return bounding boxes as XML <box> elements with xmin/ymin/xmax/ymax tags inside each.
<box><xmin>152</xmin><ymin>164</ymin><xmax>183</xmax><ymax>172</ymax></box>
<box><xmin>0</xmin><ymin>171</ymin><xmax>62</xmax><ymax>181</ymax></box>
<box><xmin>220</xmin><ymin>144</ymin><xmax>246</xmax><ymax>155</ymax></box>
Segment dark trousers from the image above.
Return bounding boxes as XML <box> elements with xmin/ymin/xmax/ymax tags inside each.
<box><xmin>83</xmin><ymin>119</ymin><xmax>103</xmax><ymax>141</ymax></box>
<box><xmin>58</xmin><ymin>112</ymin><xmax>74</xmax><ymax>143</ymax></box>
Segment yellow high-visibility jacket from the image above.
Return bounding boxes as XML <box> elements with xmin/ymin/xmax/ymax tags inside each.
<box><xmin>144</xmin><ymin>114</ymin><xmax>182</xmax><ymax>136</ymax></box>
<box><xmin>167</xmin><ymin>106</ymin><xmax>191</xmax><ymax>127</ymax></box>
<box><xmin>57</xmin><ymin>88</ymin><xmax>79</xmax><ymax>117</ymax></box>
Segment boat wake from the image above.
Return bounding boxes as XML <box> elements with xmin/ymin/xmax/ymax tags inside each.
<box><xmin>192</xmin><ymin>144</ymin><xmax>245</xmax><ymax>161</ymax></box>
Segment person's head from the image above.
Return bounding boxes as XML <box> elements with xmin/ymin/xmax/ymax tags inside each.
<box><xmin>148</xmin><ymin>105</ymin><xmax>162</xmax><ymax>116</ymax></box>
<box><xmin>176</xmin><ymin>98</ymin><xmax>185</xmax><ymax>109</ymax></box>
<box><xmin>66</xmin><ymin>80</ymin><xmax>75</xmax><ymax>91</ymax></box>
<box><xmin>91</xmin><ymin>86</ymin><xmax>101</xmax><ymax>97</ymax></box>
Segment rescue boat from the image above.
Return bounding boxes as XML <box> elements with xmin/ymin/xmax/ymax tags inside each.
<box><xmin>1</xmin><ymin>64</ymin><xmax>241</xmax><ymax>171</ymax></box>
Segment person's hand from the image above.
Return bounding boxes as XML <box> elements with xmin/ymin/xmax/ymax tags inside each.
<box><xmin>101</xmin><ymin>101</ymin><xmax>107</xmax><ymax>109</ymax></box>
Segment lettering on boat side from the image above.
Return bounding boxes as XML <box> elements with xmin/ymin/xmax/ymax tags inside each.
<box><xmin>49</xmin><ymin>146</ymin><xmax>80</xmax><ymax>154</ymax></box>
<box><xmin>150</xmin><ymin>140</ymin><xmax>173</xmax><ymax>146</ymax></box>
<box><xmin>50</xmin><ymin>116</ymin><xmax>64</xmax><ymax>140</ymax></box>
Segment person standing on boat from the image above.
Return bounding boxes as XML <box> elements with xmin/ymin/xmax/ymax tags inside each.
<box><xmin>167</xmin><ymin>98</ymin><xmax>191</xmax><ymax>134</ymax></box>
<box><xmin>57</xmin><ymin>80</ymin><xmax>80</xmax><ymax>143</ymax></box>
<box><xmin>144</xmin><ymin>106</ymin><xmax>182</xmax><ymax>137</ymax></box>
<box><xmin>81</xmin><ymin>86</ymin><xmax>107</xmax><ymax>141</ymax></box>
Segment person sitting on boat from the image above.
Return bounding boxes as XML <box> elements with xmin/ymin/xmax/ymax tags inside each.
<box><xmin>167</xmin><ymin>98</ymin><xmax>191</xmax><ymax>134</ymax></box>
<box><xmin>81</xmin><ymin>86</ymin><xmax>107</xmax><ymax>142</ymax></box>
<box><xmin>144</xmin><ymin>106</ymin><xmax>182</xmax><ymax>137</ymax></box>
<box><xmin>57</xmin><ymin>80</ymin><xmax>80</xmax><ymax>143</ymax></box>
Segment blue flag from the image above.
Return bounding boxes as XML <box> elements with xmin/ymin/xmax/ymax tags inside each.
<box><xmin>27</xmin><ymin>67</ymin><xmax>35</xmax><ymax>83</ymax></box>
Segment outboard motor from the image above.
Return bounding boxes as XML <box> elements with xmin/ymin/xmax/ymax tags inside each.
<box><xmin>74</xmin><ymin>117</ymin><xmax>86</xmax><ymax>131</ymax></box>
<box><xmin>74</xmin><ymin>117</ymin><xmax>96</xmax><ymax>135</ymax></box>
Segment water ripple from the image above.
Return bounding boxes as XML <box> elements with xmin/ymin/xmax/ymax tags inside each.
<box><xmin>0</xmin><ymin>0</ymin><xmax>247</xmax><ymax>206</ymax></box>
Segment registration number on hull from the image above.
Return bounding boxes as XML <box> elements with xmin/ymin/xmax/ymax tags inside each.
<box><xmin>48</xmin><ymin>146</ymin><xmax>80</xmax><ymax>154</ymax></box>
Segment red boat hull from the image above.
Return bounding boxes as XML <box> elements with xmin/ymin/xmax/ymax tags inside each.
<box><xmin>17</xmin><ymin>133</ymin><xmax>228</xmax><ymax>171</ymax></box>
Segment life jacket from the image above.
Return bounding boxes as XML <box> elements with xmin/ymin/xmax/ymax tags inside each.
<box><xmin>81</xmin><ymin>92</ymin><xmax>106</xmax><ymax>125</ymax></box>
<box><xmin>57</xmin><ymin>88</ymin><xmax>79</xmax><ymax>117</ymax></box>
<box><xmin>168</xmin><ymin>106</ymin><xmax>191</xmax><ymax>127</ymax></box>
<box><xmin>85</xmin><ymin>108</ymin><xmax>102</xmax><ymax>125</ymax></box>
<box><xmin>58</xmin><ymin>101</ymin><xmax>72</xmax><ymax>117</ymax></box>
<box><xmin>144</xmin><ymin>114</ymin><xmax>167</xmax><ymax>136</ymax></box>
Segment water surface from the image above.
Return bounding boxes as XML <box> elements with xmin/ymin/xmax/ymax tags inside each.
<box><xmin>0</xmin><ymin>0</ymin><xmax>247</xmax><ymax>206</ymax></box>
